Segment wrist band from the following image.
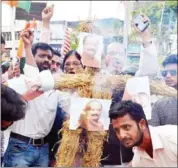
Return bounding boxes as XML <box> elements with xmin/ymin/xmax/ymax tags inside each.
<box><xmin>38</xmin><ymin>70</ymin><xmax>54</xmax><ymax>91</ymax></box>
<box><xmin>7</xmin><ymin>76</ymin><xmax>28</xmax><ymax>94</ymax></box>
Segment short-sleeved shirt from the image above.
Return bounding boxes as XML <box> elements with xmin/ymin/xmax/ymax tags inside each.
<box><xmin>132</xmin><ymin>125</ymin><xmax>177</xmax><ymax>167</ymax></box>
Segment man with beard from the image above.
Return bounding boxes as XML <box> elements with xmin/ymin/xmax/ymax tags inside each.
<box><xmin>50</xmin><ymin>50</ymin><xmax>62</xmax><ymax>74</ymax></box>
<box><xmin>3</xmin><ymin>13</ymin><xmax>70</xmax><ymax>166</ymax></box>
<box><xmin>79</xmin><ymin>100</ymin><xmax>104</xmax><ymax>131</ymax></box>
<box><xmin>109</xmin><ymin>100</ymin><xmax>177</xmax><ymax>167</ymax></box>
<box><xmin>103</xmin><ymin>14</ymin><xmax>159</xmax><ymax>77</ymax></box>
<box><xmin>31</xmin><ymin>42</ymin><xmax>54</xmax><ymax>72</ymax></box>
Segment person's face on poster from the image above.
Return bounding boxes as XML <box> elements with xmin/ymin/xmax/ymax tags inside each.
<box><xmin>83</xmin><ymin>36</ymin><xmax>99</xmax><ymax>59</ymax></box>
<box><xmin>86</xmin><ymin>101</ymin><xmax>102</xmax><ymax>122</ymax></box>
<box><xmin>132</xmin><ymin>93</ymin><xmax>150</xmax><ymax>108</ymax></box>
<box><xmin>106</xmin><ymin>42</ymin><xmax>125</xmax><ymax>73</ymax></box>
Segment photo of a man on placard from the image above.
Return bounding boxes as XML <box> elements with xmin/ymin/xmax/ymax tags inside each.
<box><xmin>77</xmin><ymin>33</ymin><xmax>103</xmax><ymax>68</ymax></box>
<box><xmin>122</xmin><ymin>76</ymin><xmax>152</xmax><ymax>120</ymax></box>
<box><xmin>69</xmin><ymin>97</ymin><xmax>111</xmax><ymax>131</ymax></box>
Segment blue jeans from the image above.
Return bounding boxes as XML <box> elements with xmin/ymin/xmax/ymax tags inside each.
<box><xmin>3</xmin><ymin>137</ymin><xmax>49</xmax><ymax>167</ymax></box>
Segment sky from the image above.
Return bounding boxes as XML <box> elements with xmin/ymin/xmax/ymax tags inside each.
<box><xmin>2</xmin><ymin>1</ymin><xmax>125</xmax><ymax>27</ymax></box>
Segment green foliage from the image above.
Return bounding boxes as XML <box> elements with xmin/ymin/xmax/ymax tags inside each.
<box><xmin>132</xmin><ymin>1</ymin><xmax>177</xmax><ymax>35</ymax></box>
<box><xmin>130</xmin><ymin>1</ymin><xmax>177</xmax><ymax>56</ymax></box>
<box><xmin>70</xmin><ymin>32</ymin><xmax>79</xmax><ymax>50</ymax></box>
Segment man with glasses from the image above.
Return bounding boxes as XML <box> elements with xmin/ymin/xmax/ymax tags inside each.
<box><xmin>161</xmin><ymin>54</ymin><xmax>177</xmax><ymax>90</ymax></box>
<box><xmin>148</xmin><ymin>54</ymin><xmax>177</xmax><ymax>126</ymax></box>
<box><xmin>3</xmin><ymin>28</ymin><xmax>70</xmax><ymax>166</ymax></box>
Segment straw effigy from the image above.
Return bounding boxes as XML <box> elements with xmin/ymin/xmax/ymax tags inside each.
<box><xmin>54</xmin><ymin>71</ymin><xmax>177</xmax><ymax>97</ymax></box>
<box><xmin>54</xmin><ymin>69</ymin><xmax>177</xmax><ymax>167</ymax></box>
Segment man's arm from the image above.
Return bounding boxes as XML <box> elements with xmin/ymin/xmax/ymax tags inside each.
<box><xmin>6</xmin><ymin>70</ymin><xmax>54</xmax><ymax>100</ymax></box>
<box><xmin>134</xmin><ymin>15</ymin><xmax>159</xmax><ymax>78</ymax></box>
<box><xmin>39</xmin><ymin>5</ymin><xmax>54</xmax><ymax>43</ymax></box>
<box><xmin>20</xmin><ymin>29</ymin><xmax>40</xmax><ymax>77</ymax></box>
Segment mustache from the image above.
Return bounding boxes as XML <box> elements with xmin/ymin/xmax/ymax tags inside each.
<box><xmin>121</xmin><ymin>138</ymin><xmax>132</xmax><ymax>143</ymax></box>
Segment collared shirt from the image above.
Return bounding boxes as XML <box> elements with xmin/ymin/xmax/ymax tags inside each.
<box><xmin>10</xmin><ymin>90</ymin><xmax>70</xmax><ymax>139</ymax></box>
<box><xmin>132</xmin><ymin>125</ymin><xmax>177</xmax><ymax>167</ymax></box>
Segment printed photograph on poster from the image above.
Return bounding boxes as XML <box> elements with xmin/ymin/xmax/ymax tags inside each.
<box><xmin>122</xmin><ymin>76</ymin><xmax>152</xmax><ymax>120</ymax></box>
<box><xmin>69</xmin><ymin>97</ymin><xmax>111</xmax><ymax>131</ymax></box>
<box><xmin>77</xmin><ymin>32</ymin><xmax>104</xmax><ymax>68</ymax></box>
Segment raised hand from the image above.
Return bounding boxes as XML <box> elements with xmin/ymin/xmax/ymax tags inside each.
<box><xmin>132</xmin><ymin>14</ymin><xmax>151</xmax><ymax>42</ymax></box>
<box><xmin>20</xmin><ymin>29</ymin><xmax>34</xmax><ymax>48</ymax></box>
<box><xmin>42</xmin><ymin>4</ymin><xmax>54</xmax><ymax>22</ymax></box>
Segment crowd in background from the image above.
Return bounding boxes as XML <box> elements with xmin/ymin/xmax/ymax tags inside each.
<box><xmin>1</xmin><ymin>4</ymin><xmax>177</xmax><ymax>167</ymax></box>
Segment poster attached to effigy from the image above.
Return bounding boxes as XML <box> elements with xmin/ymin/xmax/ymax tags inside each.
<box><xmin>122</xmin><ymin>76</ymin><xmax>152</xmax><ymax>120</ymax></box>
<box><xmin>77</xmin><ymin>32</ymin><xmax>104</xmax><ymax>68</ymax></box>
<box><xmin>69</xmin><ymin>97</ymin><xmax>111</xmax><ymax>131</ymax></box>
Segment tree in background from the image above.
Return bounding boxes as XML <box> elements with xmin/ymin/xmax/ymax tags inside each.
<box><xmin>130</xmin><ymin>1</ymin><xmax>177</xmax><ymax>57</ymax></box>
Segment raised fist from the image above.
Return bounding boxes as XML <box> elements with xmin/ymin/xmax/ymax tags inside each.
<box><xmin>42</xmin><ymin>5</ymin><xmax>54</xmax><ymax>22</ymax></box>
<box><xmin>20</xmin><ymin>29</ymin><xmax>34</xmax><ymax>47</ymax></box>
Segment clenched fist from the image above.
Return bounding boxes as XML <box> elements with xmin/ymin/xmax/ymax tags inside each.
<box><xmin>20</xmin><ymin>29</ymin><xmax>34</xmax><ymax>48</ymax></box>
<box><xmin>42</xmin><ymin>5</ymin><xmax>54</xmax><ymax>22</ymax></box>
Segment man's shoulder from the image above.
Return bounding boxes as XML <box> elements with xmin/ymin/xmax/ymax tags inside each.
<box><xmin>153</xmin><ymin>97</ymin><xmax>177</xmax><ymax>110</ymax></box>
<box><xmin>151</xmin><ymin>125</ymin><xmax>177</xmax><ymax>140</ymax></box>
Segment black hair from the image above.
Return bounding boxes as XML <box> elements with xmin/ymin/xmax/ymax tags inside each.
<box><xmin>109</xmin><ymin>100</ymin><xmax>148</xmax><ymax>125</ymax></box>
<box><xmin>1</xmin><ymin>84</ymin><xmax>27</xmax><ymax>122</ymax></box>
<box><xmin>32</xmin><ymin>42</ymin><xmax>54</xmax><ymax>57</ymax></box>
<box><xmin>53</xmin><ymin>49</ymin><xmax>61</xmax><ymax>57</ymax></box>
<box><xmin>62</xmin><ymin>50</ymin><xmax>83</xmax><ymax>70</ymax></box>
<box><xmin>1</xmin><ymin>35</ymin><xmax>5</xmax><ymax>45</ymax></box>
<box><xmin>1</xmin><ymin>61</ymin><xmax>10</xmax><ymax>74</ymax></box>
<box><xmin>162</xmin><ymin>54</ymin><xmax>178</xmax><ymax>67</ymax></box>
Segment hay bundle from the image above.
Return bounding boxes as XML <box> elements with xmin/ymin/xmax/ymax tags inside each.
<box><xmin>54</xmin><ymin>73</ymin><xmax>92</xmax><ymax>90</ymax></box>
<box><xmin>54</xmin><ymin>73</ymin><xmax>177</xmax><ymax>97</ymax></box>
<box><xmin>150</xmin><ymin>80</ymin><xmax>177</xmax><ymax>97</ymax></box>
<box><xmin>82</xmin><ymin>131</ymin><xmax>107</xmax><ymax>167</ymax></box>
<box><xmin>55</xmin><ymin>121</ymin><xmax>82</xmax><ymax>167</ymax></box>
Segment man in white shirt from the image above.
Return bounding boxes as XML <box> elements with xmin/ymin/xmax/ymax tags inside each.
<box><xmin>3</xmin><ymin>14</ymin><xmax>70</xmax><ymax>167</ymax></box>
<box><xmin>109</xmin><ymin>100</ymin><xmax>177</xmax><ymax>167</ymax></box>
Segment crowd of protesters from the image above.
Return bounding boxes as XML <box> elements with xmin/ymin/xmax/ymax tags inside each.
<box><xmin>1</xmin><ymin>4</ymin><xmax>177</xmax><ymax>167</ymax></box>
